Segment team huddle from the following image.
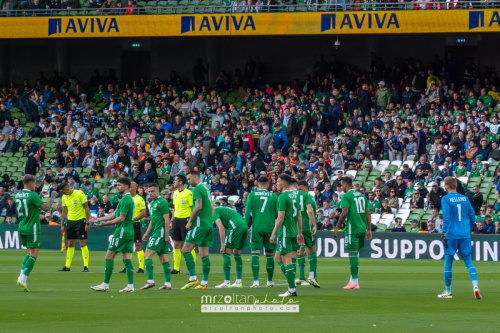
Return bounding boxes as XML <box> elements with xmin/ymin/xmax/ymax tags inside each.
<box><xmin>15</xmin><ymin>173</ymin><xmax>482</xmax><ymax>299</ymax></box>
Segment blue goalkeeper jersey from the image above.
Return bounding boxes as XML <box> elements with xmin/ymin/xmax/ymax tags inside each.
<box><xmin>441</xmin><ymin>192</ymin><xmax>475</xmax><ymax>239</ymax></box>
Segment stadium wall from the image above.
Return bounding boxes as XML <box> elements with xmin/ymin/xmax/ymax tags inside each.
<box><xmin>0</xmin><ymin>225</ymin><xmax>498</xmax><ymax>262</ymax></box>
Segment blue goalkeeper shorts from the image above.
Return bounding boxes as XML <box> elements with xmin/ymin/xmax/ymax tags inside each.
<box><xmin>445</xmin><ymin>239</ymin><xmax>472</xmax><ymax>257</ymax></box>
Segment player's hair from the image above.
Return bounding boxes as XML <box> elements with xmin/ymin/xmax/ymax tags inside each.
<box><xmin>443</xmin><ymin>177</ymin><xmax>457</xmax><ymax>190</ymax></box>
<box><xmin>278</xmin><ymin>174</ymin><xmax>293</xmax><ymax>184</ymax></box>
<box><xmin>148</xmin><ymin>183</ymin><xmax>159</xmax><ymax>190</ymax></box>
<box><xmin>297</xmin><ymin>180</ymin><xmax>308</xmax><ymax>187</ymax></box>
<box><xmin>59</xmin><ymin>182</ymin><xmax>70</xmax><ymax>190</ymax></box>
<box><xmin>189</xmin><ymin>171</ymin><xmax>200</xmax><ymax>178</ymax></box>
<box><xmin>117</xmin><ymin>177</ymin><xmax>131</xmax><ymax>187</ymax></box>
<box><xmin>258</xmin><ymin>176</ymin><xmax>269</xmax><ymax>185</ymax></box>
<box><xmin>176</xmin><ymin>175</ymin><xmax>187</xmax><ymax>184</ymax></box>
<box><xmin>22</xmin><ymin>174</ymin><xmax>36</xmax><ymax>185</ymax></box>
<box><xmin>341</xmin><ymin>176</ymin><xmax>353</xmax><ymax>186</ymax></box>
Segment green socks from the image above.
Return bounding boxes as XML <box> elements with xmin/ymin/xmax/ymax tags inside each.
<box><xmin>162</xmin><ymin>262</ymin><xmax>171</xmax><ymax>283</ymax></box>
<box><xmin>297</xmin><ymin>255</ymin><xmax>305</xmax><ymax>280</ymax></box>
<box><xmin>123</xmin><ymin>259</ymin><xmax>134</xmax><ymax>284</ymax></box>
<box><xmin>292</xmin><ymin>257</ymin><xmax>297</xmax><ymax>273</ymax></box>
<box><xmin>223</xmin><ymin>253</ymin><xmax>232</xmax><ymax>281</ymax></box>
<box><xmin>21</xmin><ymin>254</ymin><xmax>30</xmax><ymax>271</ymax></box>
<box><xmin>233</xmin><ymin>254</ymin><xmax>243</xmax><ymax>280</ymax></box>
<box><xmin>285</xmin><ymin>264</ymin><xmax>296</xmax><ymax>289</ymax></box>
<box><xmin>183</xmin><ymin>251</ymin><xmax>196</xmax><ymax>278</ymax></box>
<box><xmin>251</xmin><ymin>254</ymin><xmax>260</xmax><ymax>281</ymax></box>
<box><xmin>279</xmin><ymin>261</ymin><xmax>286</xmax><ymax>276</ymax></box>
<box><xmin>22</xmin><ymin>256</ymin><xmax>36</xmax><ymax>276</ymax></box>
<box><xmin>349</xmin><ymin>253</ymin><xmax>359</xmax><ymax>279</ymax></box>
<box><xmin>309</xmin><ymin>252</ymin><xmax>317</xmax><ymax>278</ymax></box>
<box><xmin>201</xmin><ymin>255</ymin><xmax>210</xmax><ymax>282</ymax></box>
<box><xmin>104</xmin><ymin>259</ymin><xmax>114</xmax><ymax>284</ymax></box>
<box><xmin>265</xmin><ymin>254</ymin><xmax>274</xmax><ymax>282</ymax></box>
<box><xmin>145</xmin><ymin>258</ymin><xmax>154</xmax><ymax>280</ymax></box>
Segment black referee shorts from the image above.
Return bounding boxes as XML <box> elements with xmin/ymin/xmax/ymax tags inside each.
<box><xmin>134</xmin><ymin>223</ymin><xmax>142</xmax><ymax>243</ymax></box>
<box><xmin>172</xmin><ymin>217</ymin><xmax>189</xmax><ymax>242</ymax></box>
<box><xmin>66</xmin><ymin>219</ymin><xmax>87</xmax><ymax>240</ymax></box>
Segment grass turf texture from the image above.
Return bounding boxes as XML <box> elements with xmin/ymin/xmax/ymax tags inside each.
<box><xmin>1</xmin><ymin>250</ymin><xmax>497</xmax><ymax>332</ymax></box>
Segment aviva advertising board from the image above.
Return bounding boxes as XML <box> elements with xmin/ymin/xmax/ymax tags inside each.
<box><xmin>0</xmin><ymin>10</ymin><xmax>499</xmax><ymax>38</ymax></box>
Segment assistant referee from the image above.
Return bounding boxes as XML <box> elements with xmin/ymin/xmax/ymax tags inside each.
<box><xmin>171</xmin><ymin>174</ymin><xmax>196</xmax><ymax>274</ymax></box>
<box><xmin>58</xmin><ymin>183</ymin><xmax>91</xmax><ymax>272</ymax></box>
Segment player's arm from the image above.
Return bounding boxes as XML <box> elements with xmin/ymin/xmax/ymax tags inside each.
<box><xmin>441</xmin><ymin>197</ymin><xmax>450</xmax><ymax>247</ymax></box>
<box><xmin>244</xmin><ymin>195</ymin><xmax>252</xmax><ymax>227</ymax></box>
<box><xmin>365</xmin><ymin>206</ymin><xmax>372</xmax><ymax>240</ymax></box>
<box><xmin>95</xmin><ymin>211</ymin><xmax>127</xmax><ymax>226</ymax></box>
<box><xmin>163</xmin><ymin>212</ymin><xmax>171</xmax><ymax>244</ymax></box>
<box><xmin>333</xmin><ymin>207</ymin><xmax>349</xmax><ymax>238</ymax></box>
<box><xmin>143</xmin><ymin>219</ymin><xmax>152</xmax><ymax>241</ymax></box>
<box><xmin>60</xmin><ymin>206</ymin><xmax>68</xmax><ymax>234</ymax></box>
<box><xmin>270</xmin><ymin>210</ymin><xmax>285</xmax><ymax>244</ymax></box>
<box><xmin>39</xmin><ymin>190</ymin><xmax>57</xmax><ymax>212</ymax></box>
<box><xmin>186</xmin><ymin>198</ymin><xmax>202</xmax><ymax>230</ymax></box>
<box><xmin>215</xmin><ymin>218</ymin><xmax>226</xmax><ymax>253</ymax></box>
<box><xmin>297</xmin><ymin>209</ymin><xmax>304</xmax><ymax>244</ymax></box>
<box><xmin>306</xmin><ymin>203</ymin><xmax>316</xmax><ymax>235</ymax></box>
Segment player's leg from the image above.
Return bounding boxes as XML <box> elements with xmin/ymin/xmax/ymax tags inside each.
<box><xmin>275</xmin><ymin>251</ymin><xmax>286</xmax><ymax>276</ymax></box>
<box><xmin>280</xmin><ymin>250</ymin><xmax>297</xmax><ymax>297</ymax></box>
<box><xmin>217</xmin><ymin>248</ymin><xmax>233</xmax><ymax>288</ymax></box>
<box><xmin>60</xmin><ymin>238</ymin><xmax>76</xmax><ymax>271</ymax></box>
<box><xmin>18</xmin><ymin>246</ymin><xmax>39</xmax><ymax>292</ymax></box>
<box><xmin>296</xmin><ymin>247</ymin><xmax>307</xmax><ymax>283</ymax></box>
<box><xmin>249</xmin><ymin>230</ymin><xmax>262</xmax><ymax>287</ymax></box>
<box><xmin>79</xmin><ymin>239</ymin><xmax>90</xmax><ymax>272</ymax></box>
<box><xmin>438</xmin><ymin>239</ymin><xmax>458</xmax><ymax>298</ymax></box>
<box><xmin>91</xmin><ymin>249</ymin><xmax>117</xmax><ymax>291</ymax></box>
<box><xmin>232</xmin><ymin>248</ymin><xmax>243</xmax><ymax>288</ymax></box>
<box><xmin>134</xmin><ymin>223</ymin><xmax>145</xmax><ymax>273</ymax></box>
<box><xmin>158</xmin><ymin>253</ymin><xmax>172</xmax><ymax>290</ymax></box>
<box><xmin>173</xmin><ymin>240</ymin><xmax>182</xmax><ymax>274</ymax></box>
<box><xmin>120</xmin><ymin>247</ymin><xmax>135</xmax><ymax>292</ymax></box>
<box><xmin>262</xmin><ymin>232</ymin><xmax>276</xmax><ymax>287</ymax></box>
<box><xmin>344</xmin><ymin>233</ymin><xmax>362</xmax><ymax>289</ymax></box>
<box><xmin>459</xmin><ymin>239</ymin><xmax>480</xmax><ymax>299</ymax></box>
<box><xmin>306</xmin><ymin>244</ymin><xmax>320</xmax><ymax>288</ymax></box>
<box><xmin>181</xmin><ymin>241</ymin><xmax>198</xmax><ymax>288</ymax></box>
<box><xmin>230</xmin><ymin>228</ymin><xmax>246</xmax><ymax>288</ymax></box>
<box><xmin>195</xmin><ymin>246</ymin><xmax>211</xmax><ymax>289</ymax></box>
<box><xmin>141</xmin><ymin>248</ymin><xmax>157</xmax><ymax>290</ymax></box>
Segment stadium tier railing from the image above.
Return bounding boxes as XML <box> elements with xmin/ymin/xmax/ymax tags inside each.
<box><xmin>1</xmin><ymin>0</ymin><xmax>499</xmax><ymax>16</ymax></box>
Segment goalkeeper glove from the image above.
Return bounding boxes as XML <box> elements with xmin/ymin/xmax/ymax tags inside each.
<box><xmin>441</xmin><ymin>233</ymin><xmax>448</xmax><ymax>248</ymax></box>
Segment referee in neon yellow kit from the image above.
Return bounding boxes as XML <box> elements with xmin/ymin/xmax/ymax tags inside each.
<box><xmin>171</xmin><ymin>174</ymin><xmax>196</xmax><ymax>274</ymax></box>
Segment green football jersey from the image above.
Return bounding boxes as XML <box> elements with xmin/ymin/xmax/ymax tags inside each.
<box><xmin>213</xmin><ymin>206</ymin><xmax>246</xmax><ymax>230</ymax></box>
<box><xmin>367</xmin><ymin>199</ymin><xmax>381</xmax><ymax>213</ymax></box>
<box><xmin>113</xmin><ymin>193</ymin><xmax>135</xmax><ymax>240</ymax></box>
<box><xmin>298</xmin><ymin>190</ymin><xmax>316</xmax><ymax>232</ymax></box>
<box><xmin>277</xmin><ymin>190</ymin><xmax>300</xmax><ymax>238</ymax></box>
<box><xmin>148</xmin><ymin>197</ymin><xmax>170</xmax><ymax>237</ymax></box>
<box><xmin>340</xmin><ymin>189</ymin><xmax>369</xmax><ymax>234</ymax></box>
<box><xmin>15</xmin><ymin>190</ymin><xmax>43</xmax><ymax>235</ymax></box>
<box><xmin>192</xmin><ymin>184</ymin><xmax>212</xmax><ymax>228</ymax></box>
<box><xmin>244</xmin><ymin>190</ymin><xmax>278</xmax><ymax>233</ymax></box>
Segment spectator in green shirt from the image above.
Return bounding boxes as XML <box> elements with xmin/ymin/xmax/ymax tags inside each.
<box><xmin>480</xmin><ymin>161</ymin><xmax>492</xmax><ymax>179</ymax></box>
<box><xmin>367</xmin><ymin>191</ymin><xmax>381</xmax><ymax>213</ymax></box>
<box><xmin>470</xmin><ymin>162</ymin><xmax>481</xmax><ymax>178</ymax></box>
<box><xmin>479</xmin><ymin>88</ymin><xmax>494</xmax><ymax>108</ymax></box>
<box><xmin>409</xmin><ymin>219</ymin><xmax>420</xmax><ymax>233</ymax></box>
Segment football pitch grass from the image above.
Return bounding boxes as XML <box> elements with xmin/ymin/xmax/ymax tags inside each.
<box><xmin>1</xmin><ymin>250</ymin><xmax>498</xmax><ymax>332</ymax></box>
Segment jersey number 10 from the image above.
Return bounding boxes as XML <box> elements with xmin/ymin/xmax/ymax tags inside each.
<box><xmin>354</xmin><ymin>197</ymin><xmax>365</xmax><ymax>214</ymax></box>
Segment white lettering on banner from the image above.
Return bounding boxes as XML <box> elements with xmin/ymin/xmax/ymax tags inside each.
<box><xmin>0</xmin><ymin>233</ymin><xmax>3</xmax><ymax>249</ymax></box>
<box><xmin>316</xmin><ymin>239</ymin><xmax>321</xmax><ymax>256</ymax></box>
<box><xmin>370</xmin><ymin>238</ymin><xmax>382</xmax><ymax>258</ymax></box>
<box><xmin>415</xmin><ymin>240</ymin><xmax>427</xmax><ymax>259</ymax></box>
<box><xmin>429</xmin><ymin>240</ymin><xmax>444</xmax><ymax>260</ymax></box>
<box><xmin>476</xmin><ymin>241</ymin><xmax>481</xmax><ymax>261</ymax></box>
<box><xmin>385</xmin><ymin>239</ymin><xmax>398</xmax><ymax>259</ymax></box>
<box><xmin>5</xmin><ymin>231</ymin><xmax>20</xmax><ymax>249</ymax></box>
<box><xmin>323</xmin><ymin>238</ymin><xmax>337</xmax><ymax>257</ymax></box>
<box><xmin>400</xmin><ymin>240</ymin><xmax>413</xmax><ymax>259</ymax></box>
<box><xmin>483</xmin><ymin>241</ymin><xmax>498</xmax><ymax>261</ymax></box>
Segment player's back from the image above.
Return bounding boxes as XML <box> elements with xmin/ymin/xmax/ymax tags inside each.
<box><xmin>277</xmin><ymin>190</ymin><xmax>300</xmax><ymax>238</ymax></box>
<box><xmin>15</xmin><ymin>190</ymin><xmax>42</xmax><ymax>235</ymax></box>
<box><xmin>214</xmin><ymin>206</ymin><xmax>246</xmax><ymax>230</ymax></box>
<box><xmin>298</xmin><ymin>190</ymin><xmax>316</xmax><ymax>231</ymax></box>
<box><xmin>192</xmin><ymin>184</ymin><xmax>212</xmax><ymax>228</ymax></box>
<box><xmin>246</xmin><ymin>190</ymin><xmax>278</xmax><ymax>233</ymax></box>
<box><xmin>114</xmin><ymin>193</ymin><xmax>135</xmax><ymax>240</ymax></box>
<box><xmin>132</xmin><ymin>194</ymin><xmax>146</xmax><ymax>219</ymax></box>
<box><xmin>149</xmin><ymin>197</ymin><xmax>169</xmax><ymax>235</ymax></box>
<box><xmin>341</xmin><ymin>190</ymin><xmax>368</xmax><ymax>234</ymax></box>
<box><xmin>441</xmin><ymin>192</ymin><xmax>475</xmax><ymax>240</ymax></box>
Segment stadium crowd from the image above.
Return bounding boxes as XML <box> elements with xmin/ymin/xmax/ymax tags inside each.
<box><xmin>0</xmin><ymin>53</ymin><xmax>499</xmax><ymax>236</ymax></box>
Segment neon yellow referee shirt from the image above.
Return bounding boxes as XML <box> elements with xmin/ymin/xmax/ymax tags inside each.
<box><xmin>133</xmin><ymin>194</ymin><xmax>146</xmax><ymax>222</ymax></box>
<box><xmin>62</xmin><ymin>190</ymin><xmax>88</xmax><ymax>221</ymax></box>
<box><xmin>173</xmin><ymin>188</ymin><xmax>193</xmax><ymax>218</ymax></box>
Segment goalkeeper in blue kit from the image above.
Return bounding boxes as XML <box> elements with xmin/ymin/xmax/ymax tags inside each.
<box><xmin>438</xmin><ymin>177</ymin><xmax>481</xmax><ymax>299</ymax></box>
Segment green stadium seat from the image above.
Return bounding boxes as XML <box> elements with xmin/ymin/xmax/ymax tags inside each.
<box><xmin>146</xmin><ymin>1</ymin><xmax>157</xmax><ymax>6</ymax></box>
<box><xmin>157</xmin><ymin>0</ymin><xmax>168</xmax><ymax>5</ymax></box>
